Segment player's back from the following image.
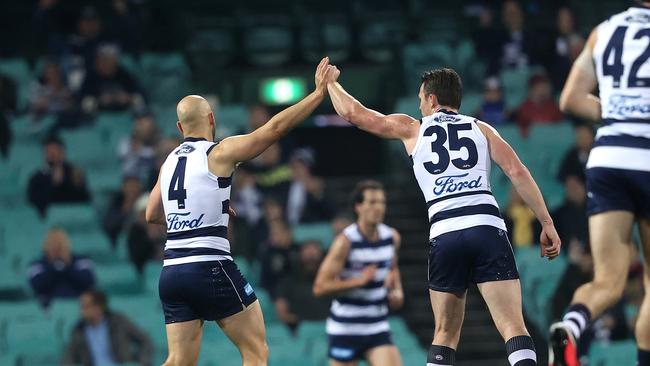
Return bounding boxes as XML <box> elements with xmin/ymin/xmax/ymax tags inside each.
<box><xmin>159</xmin><ymin>137</ymin><xmax>233</xmax><ymax>266</ymax></box>
<box><xmin>592</xmin><ymin>6</ymin><xmax>650</xmax><ymax>171</ymax></box>
<box><xmin>410</xmin><ymin>109</ymin><xmax>505</xmax><ymax>240</ymax></box>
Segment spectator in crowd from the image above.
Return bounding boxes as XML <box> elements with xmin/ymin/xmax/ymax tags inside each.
<box><xmin>497</xmin><ymin>0</ymin><xmax>538</xmax><ymax>70</ymax></box>
<box><xmin>476</xmin><ymin>76</ymin><xmax>508</xmax><ymax>125</ymax></box>
<box><xmin>552</xmin><ymin>175</ymin><xmax>589</xmax><ymax>253</ymax></box>
<box><xmin>102</xmin><ymin>175</ymin><xmax>142</xmax><ymax>246</ymax></box>
<box><xmin>127</xmin><ymin>194</ymin><xmax>165</xmax><ymax>274</ymax></box>
<box><xmin>252</xmin><ymin>143</ymin><xmax>291</xmax><ymax>192</ymax></box>
<box><xmin>29</xmin><ymin>60</ymin><xmax>76</xmax><ymax>124</ymax></box>
<box><xmin>118</xmin><ymin>111</ymin><xmax>160</xmax><ymax>181</ymax></box>
<box><xmin>557</xmin><ymin>123</ymin><xmax>594</xmax><ymax>183</ymax></box>
<box><xmin>516</xmin><ymin>74</ymin><xmax>563</xmax><ymax>137</ymax></box>
<box><xmin>0</xmin><ymin>73</ymin><xmax>17</xmax><ymax>158</ymax></box>
<box><xmin>27</xmin><ymin>135</ymin><xmax>90</xmax><ymax>216</ymax></box>
<box><xmin>275</xmin><ymin>241</ymin><xmax>330</xmax><ymax>332</ymax></box>
<box><xmin>61</xmin><ymin>290</ymin><xmax>153</xmax><ymax>366</ymax></box>
<box><xmin>259</xmin><ymin>219</ymin><xmax>298</xmax><ymax>298</ymax></box>
<box><xmin>284</xmin><ymin>148</ymin><xmax>333</xmax><ymax>225</ymax></box>
<box><xmin>80</xmin><ymin>44</ymin><xmax>145</xmax><ymax>114</ymax></box>
<box><xmin>503</xmin><ymin>186</ymin><xmax>540</xmax><ymax>248</ymax></box>
<box><xmin>107</xmin><ymin>0</ymin><xmax>144</xmax><ymax>56</ymax></box>
<box><xmin>231</xmin><ymin>163</ymin><xmax>264</xmax><ymax>261</ymax></box>
<box><xmin>471</xmin><ymin>6</ymin><xmax>504</xmax><ymax>76</ymax></box>
<box><xmin>549</xmin><ymin>7</ymin><xmax>585</xmax><ymax>91</ymax></box>
<box><xmin>28</xmin><ymin>228</ymin><xmax>96</xmax><ymax>308</ymax></box>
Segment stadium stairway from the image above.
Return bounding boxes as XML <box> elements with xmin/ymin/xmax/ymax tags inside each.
<box><xmin>327</xmin><ymin>172</ymin><xmax>509</xmax><ymax>365</ymax></box>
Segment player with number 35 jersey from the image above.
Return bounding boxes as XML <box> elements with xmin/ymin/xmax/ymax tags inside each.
<box><xmin>324</xmin><ymin>65</ymin><xmax>561</xmax><ymax>366</ymax></box>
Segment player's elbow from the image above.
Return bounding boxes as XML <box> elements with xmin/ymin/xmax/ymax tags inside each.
<box><xmin>312</xmin><ymin>283</ymin><xmax>326</xmax><ymax>298</ymax></box>
<box><xmin>144</xmin><ymin>207</ymin><xmax>157</xmax><ymax>224</ymax></box>
<box><xmin>559</xmin><ymin>90</ymin><xmax>575</xmax><ymax>114</ymax></box>
<box><xmin>505</xmin><ymin>163</ymin><xmax>528</xmax><ymax>181</ymax></box>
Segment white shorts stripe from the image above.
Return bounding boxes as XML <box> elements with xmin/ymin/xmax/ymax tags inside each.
<box><xmin>429</xmin><ymin>214</ymin><xmax>506</xmax><ymax>239</ymax></box>
<box><xmin>507</xmin><ymin>349</ymin><xmax>537</xmax><ymax>365</ymax></box>
<box><xmin>330</xmin><ymin>301</ymin><xmax>388</xmax><ymax>318</ymax></box>
<box><xmin>586</xmin><ymin>146</ymin><xmax>650</xmax><ymax>172</ymax></box>
<box><xmin>163</xmin><ymin>255</ymin><xmax>232</xmax><ymax>266</ymax></box>
<box><xmin>326</xmin><ymin>318</ymin><xmax>390</xmax><ymax>335</ymax></box>
<box><xmin>164</xmin><ymin>236</ymin><xmax>231</xmax><ymax>251</ymax></box>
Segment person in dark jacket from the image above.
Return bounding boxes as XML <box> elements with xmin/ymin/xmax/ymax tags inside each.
<box><xmin>28</xmin><ymin>228</ymin><xmax>96</xmax><ymax>307</ymax></box>
<box><xmin>61</xmin><ymin>290</ymin><xmax>153</xmax><ymax>366</ymax></box>
<box><xmin>27</xmin><ymin>135</ymin><xmax>90</xmax><ymax>216</ymax></box>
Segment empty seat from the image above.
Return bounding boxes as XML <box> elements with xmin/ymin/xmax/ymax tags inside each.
<box><xmin>244</xmin><ymin>25</ymin><xmax>293</xmax><ymax>67</ymax></box>
<box><xmin>403</xmin><ymin>42</ymin><xmax>454</xmax><ymax>92</ymax></box>
<box><xmin>140</xmin><ymin>53</ymin><xmax>192</xmax><ymax>105</ymax></box>
<box><xmin>360</xmin><ymin>17</ymin><xmax>407</xmax><ymax>63</ymax></box>
<box><xmin>292</xmin><ymin>222</ymin><xmax>333</xmax><ymax>248</ymax></box>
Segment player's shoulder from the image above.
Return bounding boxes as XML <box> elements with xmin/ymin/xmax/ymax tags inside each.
<box><xmin>341</xmin><ymin>223</ymin><xmax>360</xmax><ymax>242</ymax></box>
<box><xmin>377</xmin><ymin>223</ymin><xmax>396</xmax><ymax>239</ymax></box>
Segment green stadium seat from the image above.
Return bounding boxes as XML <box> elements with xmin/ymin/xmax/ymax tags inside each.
<box><xmin>94</xmin><ymin>112</ymin><xmax>134</xmax><ymax>148</ymax></box>
<box><xmin>255</xmin><ymin>288</ymin><xmax>278</xmax><ymax>324</ymax></box>
<box><xmin>120</xmin><ymin>54</ymin><xmax>141</xmax><ymax>76</ymax></box>
<box><xmin>516</xmin><ymin>247</ymin><xmax>567</xmax><ymax>330</ymax></box>
<box><xmin>588</xmin><ymin>340</ymin><xmax>637</xmax><ymax>366</ymax></box>
<box><xmin>96</xmin><ymin>263</ymin><xmax>141</xmax><ymax>295</ymax></box>
<box><xmin>0</xmin><ymin>58</ymin><xmax>32</xmax><ymax>110</ymax></box>
<box><xmin>244</xmin><ymin>25</ymin><xmax>293</xmax><ymax>67</ymax></box>
<box><xmin>152</xmin><ymin>104</ymin><xmax>181</xmax><ymax>137</ymax></box>
<box><xmin>217</xmin><ymin>104</ymin><xmax>249</xmax><ymax>137</ymax></box>
<box><xmin>454</xmin><ymin>38</ymin><xmax>485</xmax><ymax>92</ymax></box>
<box><xmin>187</xmin><ymin>28</ymin><xmax>236</xmax><ymax>69</ymax></box>
<box><xmin>500</xmin><ymin>66</ymin><xmax>534</xmax><ymax>111</ymax></box>
<box><xmin>393</xmin><ymin>95</ymin><xmax>419</xmax><ymax>117</ymax></box>
<box><xmin>140</xmin><ymin>53</ymin><xmax>192</xmax><ymax>105</ymax></box>
<box><xmin>60</xmin><ymin>127</ymin><xmax>108</xmax><ymax>169</ymax></box>
<box><xmin>360</xmin><ymin>18</ymin><xmax>406</xmax><ymax>63</ymax></box>
<box><xmin>301</xmin><ymin>19</ymin><xmax>351</xmax><ymax>64</ymax></box>
<box><xmin>403</xmin><ymin>42</ymin><xmax>454</xmax><ymax>92</ymax></box>
<box><xmin>460</xmin><ymin>92</ymin><xmax>482</xmax><ymax>116</ymax></box>
<box><xmin>143</xmin><ymin>261</ymin><xmax>163</xmax><ymax>295</ymax></box>
<box><xmin>46</xmin><ymin>204</ymin><xmax>99</xmax><ymax>233</ymax></box>
<box><xmin>292</xmin><ymin>222</ymin><xmax>333</xmax><ymax>248</ymax></box>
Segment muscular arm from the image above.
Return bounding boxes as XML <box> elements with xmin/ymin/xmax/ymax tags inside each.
<box><xmin>210</xmin><ymin>58</ymin><xmax>331</xmax><ymax>175</ymax></box>
<box><xmin>327</xmin><ymin>81</ymin><xmax>419</xmax><ymax>147</ymax></box>
<box><xmin>478</xmin><ymin>122</ymin><xmax>561</xmax><ymax>257</ymax></box>
<box><xmin>559</xmin><ymin>29</ymin><xmax>601</xmax><ymax>122</ymax></box>
<box><xmin>313</xmin><ymin>234</ymin><xmax>372</xmax><ymax>297</ymax></box>
<box><xmin>145</xmin><ymin>177</ymin><xmax>165</xmax><ymax>225</ymax></box>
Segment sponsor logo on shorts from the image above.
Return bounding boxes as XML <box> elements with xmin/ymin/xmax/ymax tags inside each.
<box><xmin>244</xmin><ymin>283</ymin><xmax>254</xmax><ymax>296</ymax></box>
<box><xmin>331</xmin><ymin>347</ymin><xmax>354</xmax><ymax>359</ymax></box>
<box><xmin>432</xmin><ymin>173</ymin><xmax>483</xmax><ymax>195</ymax></box>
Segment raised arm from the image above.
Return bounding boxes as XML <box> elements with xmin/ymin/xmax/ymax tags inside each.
<box><xmin>559</xmin><ymin>29</ymin><xmax>600</xmax><ymax>122</ymax></box>
<box><xmin>313</xmin><ymin>234</ymin><xmax>377</xmax><ymax>297</ymax></box>
<box><xmin>212</xmin><ymin>58</ymin><xmax>332</xmax><ymax>172</ymax></box>
<box><xmin>326</xmin><ymin>68</ymin><xmax>419</xmax><ymax>145</ymax></box>
<box><xmin>477</xmin><ymin>122</ymin><xmax>561</xmax><ymax>259</ymax></box>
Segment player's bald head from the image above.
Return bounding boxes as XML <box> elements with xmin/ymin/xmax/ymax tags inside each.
<box><xmin>176</xmin><ymin>95</ymin><xmax>213</xmax><ymax>129</ymax></box>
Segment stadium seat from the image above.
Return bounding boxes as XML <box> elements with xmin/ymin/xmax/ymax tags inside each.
<box><xmin>216</xmin><ymin>104</ymin><xmax>249</xmax><ymax>137</ymax></box>
<box><xmin>300</xmin><ymin>18</ymin><xmax>352</xmax><ymax>64</ymax></box>
<box><xmin>94</xmin><ymin>112</ymin><xmax>134</xmax><ymax>148</ymax></box>
<box><xmin>255</xmin><ymin>289</ymin><xmax>278</xmax><ymax>324</ymax></box>
<box><xmin>140</xmin><ymin>53</ymin><xmax>192</xmax><ymax>105</ymax></box>
<box><xmin>292</xmin><ymin>222</ymin><xmax>333</xmax><ymax>248</ymax></box>
<box><xmin>95</xmin><ymin>263</ymin><xmax>142</xmax><ymax>295</ymax></box>
<box><xmin>60</xmin><ymin>127</ymin><xmax>108</xmax><ymax>169</ymax></box>
<box><xmin>403</xmin><ymin>42</ymin><xmax>454</xmax><ymax>92</ymax></box>
<box><xmin>359</xmin><ymin>17</ymin><xmax>407</xmax><ymax>63</ymax></box>
<box><xmin>589</xmin><ymin>340</ymin><xmax>637</xmax><ymax>366</ymax></box>
<box><xmin>120</xmin><ymin>54</ymin><xmax>141</xmax><ymax>76</ymax></box>
<box><xmin>0</xmin><ymin>58</ymin><xmax>32</xmax><ymax>111</ymax></box>
<box><xmin>500</xmin><ymin>66</ymin><xmax>535</xmax><ymax>111</ymax></box>
<box><xmin>460</xmin><ymin>92</ymin><xmax>482</xmax><ymax>116</ymax></box>
<box><xmin>243</xmin><ymin>24</ymin><xmax>293</xmax><ymax>67</ymax></box>
<box><xmin>187</xmin><ymin>27</ymin><xmax>236</xmax><ymax>69</ymax></box>
<box><xmin>393</xmin><ymin>95</ymin><xmax>419</xmax><ymax>117</ymax></box>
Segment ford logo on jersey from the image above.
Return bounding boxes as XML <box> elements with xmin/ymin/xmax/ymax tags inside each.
<box><xmin>434</xmin><ymin>115</ymin><xmax>461</xmax><ymax>123</ymax></box>
<box><xmin>607</xmin><ymin>94</ymin><xmax>650</xmax><ymax>116</ymax></box>
<box><xmin>175</xmin><ymin>144</ymin><xmax>196</xmax><ymax>155</ymax></box>
<box><xmin>167</xmin><ymin>212</ymin><xmax>205</xmax><ymax>231</ymax></box>
<box><xmin>433</xmin><ymin>173</ymin><xmax>482</xmax><ymax>195</ymax></box>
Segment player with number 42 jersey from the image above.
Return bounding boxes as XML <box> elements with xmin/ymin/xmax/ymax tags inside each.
<box><xmin>324</xmin><ymin>65</ymin><xmax>561</xmax><ymax>366</ymax></box>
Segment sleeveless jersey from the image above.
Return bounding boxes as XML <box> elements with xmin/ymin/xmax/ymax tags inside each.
<box><xmin>159</xmin><ymin>137</ymin><xmax>232</xmax><ymax>266</ymax></box>
<box><xmin>326</xmin><ymin>223</ymin><xmax>395</xmax><ymax>336</ymax></box>
<box><xmin>411</xmin><ymin>110</ymin><xmax>506</xmax><ymax>240</ymax></box>
<box><xmin>591</xmin><ymin>6</ymin><xmax>650</xmax><ymax>172</ymax></box>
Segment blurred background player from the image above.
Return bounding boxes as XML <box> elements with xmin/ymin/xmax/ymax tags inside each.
<box><xmin>313</xmin><ymin>180</ymin><xmax>404</xmax><ymax>366</ymax></box>
<box><xmin>145</xmin><ymin>58</ymin><xmax>335</xmax><ymax>366</ymax></box>
<box><xmin>325</xmin><ymin>66</ymin><xmax>561</xmax><ymax>366</ymax></box>
<box><xmin>548</xmin><ymin>2</ymin><xmax>650</xmax><ymax>366</ymax></box>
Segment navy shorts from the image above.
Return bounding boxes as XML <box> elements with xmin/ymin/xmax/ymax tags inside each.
<box><xmin>428</xmin><ymin>225</ymin><xmax>519</xmax><ymax>293</ymax></box>
<box><xmin>586</xmin><ymin>167</ymin><xmax>650</xmax><ymax>218</ymax></box>
<box><xmin>159</xmin><ymin>260</ymin><xmax>257</xmax><ymax>324</ymax></box>
<box><xmin>328</xmin><ymin>332</ymin><xmax>393</xmax><ymax>362</ymax></box>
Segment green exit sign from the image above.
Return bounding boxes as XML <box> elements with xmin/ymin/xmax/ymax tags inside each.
<box><xmin>260</xmin><ymin>77</ymin><xmax>307</xmax><ymax>105</ymax></box>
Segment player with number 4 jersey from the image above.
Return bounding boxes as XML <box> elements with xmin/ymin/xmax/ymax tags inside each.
<box><xmin>549</xmin><ymin>2</ymin><xmax>650</xmax><ymax>366</ymax></box>
<box><xmin>146</xmin><ymin>58</ymin><xmax>337</xmax><ymax>366</ymax></box>
<box><xmin>325</xmin><ymin>66</ymin><xmax>561</xmax><ymax>366</ymax></box>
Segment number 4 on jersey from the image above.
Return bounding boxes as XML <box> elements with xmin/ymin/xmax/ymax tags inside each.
<box><xmin>602</xmin><ymin>26</ymin><xmax>650</xmax><ymax>88</ymax></box>
<box><xmin>168</xmin><ymin>157</ymin><xmax>188</xmax><ymax>209</ymax></box>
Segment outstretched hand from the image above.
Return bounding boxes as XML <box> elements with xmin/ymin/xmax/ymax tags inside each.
<box><xmin>540</xmin><ymin>223</ymin><xmax>561</xmax><ymax>260</ymax></box>
<box><xmin>314</xmin><ymin>57</ymin><xmax>330</xmax><ymax>93</ymax></box>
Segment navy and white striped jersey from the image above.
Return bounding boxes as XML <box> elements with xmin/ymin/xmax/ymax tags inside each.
<box><xmin>326</xmin><ymin>223</ymin><xmax>395</xmax><ymax>336</ymax></box>
<box><xmin>159</xmin><ymin>137</ymin><xmax>232</xmax><ymax>266</ymax></box>
<box><xmin>411</xmin><ymin>110</ymin><xmax>506</xmax><ymax>239</ymax></box>
<box><xmin>591</xmin><ymin>6</ymin><xmax>650</xmax><ymax>171</ymax></box>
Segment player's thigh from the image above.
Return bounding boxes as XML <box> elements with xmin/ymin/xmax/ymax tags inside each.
<box><xmin>477</xmin><ymin>279</ymin><xmax>526</xmax><ymax>340</ymax></box>
<box><xmin>217</xmin><ymin>300</ymin><xmax>267</xmax><ymax>354</ymax></box>
<box><xmin>589</xmin><ymin>211</ymin><xmax>634</xmax><ymax>288</ymax></box>
<box><xmin>366</xmin><ymin>345</ymin><xmax>402</xmax><ymax>366</ymax></box>
<box><xmin>165</xmin><ymin>319</ymin><xmax>203</xmax><ymax>365</ymax></box>
<box><xmin>429</xmin><ymin>289</ymin><xmax>467</xmax><ymax>334</ymax></box>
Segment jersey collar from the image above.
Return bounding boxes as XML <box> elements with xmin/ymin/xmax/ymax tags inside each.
<box><xmin>438</xmin><ymin>108</ymin><xmax>458</xmax><ymax>115</ymax></box>
<box><xmin>183</xmin><ymin>137</ymin><xmax>207</xmax><ymax>142</ymax></box>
